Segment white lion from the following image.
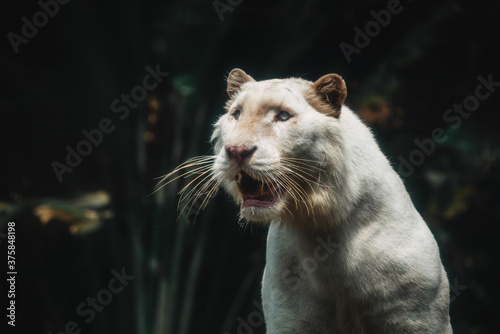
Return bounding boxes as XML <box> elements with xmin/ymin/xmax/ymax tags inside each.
<box><xmin>160</xmin><ymin>68</ymin><xmax>452</xmax><ymax>333</ymax></box>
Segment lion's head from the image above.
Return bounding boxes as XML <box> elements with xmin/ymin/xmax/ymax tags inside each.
<box><xmin>156</xmin><ymin>69</ymin><xmax>353</xmax><ymax>227</ymax></box>
<box><xmin>210</xmin><ymin>69</ymin><xmax>348</xmax><ymax>224</ymax></box>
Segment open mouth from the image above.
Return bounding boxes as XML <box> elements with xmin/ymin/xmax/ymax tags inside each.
<box><xmin>235</xmin><ymin>171</ymin><xmax>280</xmax><ymax>208</ymax></box>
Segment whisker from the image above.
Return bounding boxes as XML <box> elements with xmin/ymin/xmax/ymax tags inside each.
<box><xmin>159</xmin><ymin>165</ymin><xmax>212</xmax><ymax>189</ymax></box>
<box><xmin>177</xmin><ymin>167</ymin><xmax>214</xmax><ymax>195</ymax></box>
<box><xmin>200</xmin><ymin>178</ymin><xmax>223</xmax><ymax>211</ymax></box>
<box><xmin>281</xmin><ymin>157</ymin><xmax>323</xmax><ymax>163</ymax></box>
<box><xmin>179</xmin><ymin>175</ymin><xmax>217</xmax><ymax>222</ymax></box>
<box><xmin>150</xmin><ymin>154</ymin><xmax>220</xmax><ymax>223</ymax></box>
<box><xmin>181</xmin><ymin>170</ymin><xmax>226</xmax><ymax>220</ymax></box>
<box><xmin>281</xmin><ymin>164</ymin><xmax>324</xmax><ymax>186</ymax></box>
<box><xmin>178</xmin><ymin>169</ymin><xmax>215</xmax><ymax>208</ymax></box>
<box><xmin>264</xmin><ymin>172</ymin><xmax>281</xmax><ymax>200</ymax></box>
<box><xmin>282</xmin><ymin>169</ymin><xmax>319</xmax><ymax>218</ymax></box>
<box><xmin>272</xmin><ymin>173</ymin><xmax>299</xmax><ymax>207</ymax></box>
<box><xmin>152</xmin><ymin>156</ymin><xmax>215</xmax><ymax>192</ymax></box>
<box><xmin>281</xmin><ymin>157</ymin><xmax>325</xmax><ymax>169</ymax></box>
<box><xmin>277</xmin><ymin>173</ymin><xmax>311</xmax><ymax>216</ymax></box>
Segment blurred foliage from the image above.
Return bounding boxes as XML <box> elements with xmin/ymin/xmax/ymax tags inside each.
<box><xmin>1</xmin><ymin>0</ymin><xmax>499</xmax><ymax>333</ymax></box>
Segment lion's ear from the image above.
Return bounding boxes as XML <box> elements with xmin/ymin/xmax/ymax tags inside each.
<box><xmin>227</xmin><ymin>68</ymin><xmax>255</xmax><ymax>97</ymax></box>
<box><xmin>309</xmin><ymin>73</ymin><xmax>347</xmax><ymax>117</ymax></box>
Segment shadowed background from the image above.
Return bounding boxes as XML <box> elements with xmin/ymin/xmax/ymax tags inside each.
<box><xmin>1</xmin><ymin>0</ymin><xmax>499</xmax><ymax>333</ymax></box>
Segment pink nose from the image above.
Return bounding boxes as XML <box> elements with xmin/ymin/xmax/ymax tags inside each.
<box><xmin>225</xmin><ymin>145</ymin><xmax>257</xmax><ymax>165</ymax></box>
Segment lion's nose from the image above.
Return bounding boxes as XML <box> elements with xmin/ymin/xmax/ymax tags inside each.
<box><xmin>225</xmin><ymin>145</ymin><xmax>257</xmax><ymax>165</ymax></box>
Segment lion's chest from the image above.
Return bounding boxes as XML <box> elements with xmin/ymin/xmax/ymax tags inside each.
<box><xmin>261</xmin><ymin>222</ymin><xmax>417</xmax><ymax>333</ymax></box>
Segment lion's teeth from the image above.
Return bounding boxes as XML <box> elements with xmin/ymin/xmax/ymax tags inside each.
<box><xmin>236</xmin><ymin>173</ymin><xmax>242</xmax><ymax>184</ymax></box>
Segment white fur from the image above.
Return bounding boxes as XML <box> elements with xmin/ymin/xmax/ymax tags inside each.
<box><xmin>211</xmin><ymin>75</ymin><xmax>452</xmax><ymax>333</ymax></box>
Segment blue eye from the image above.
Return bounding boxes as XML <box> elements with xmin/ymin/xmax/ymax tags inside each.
<box><xmin>276</xmin><ymin>110</ymin><xmax>293</xmax><ymax>122</ymax></box>
<box><xmin>232</xmin><ymin>109</ymin><xmax>241</xmax><ymax>120</ymax></box>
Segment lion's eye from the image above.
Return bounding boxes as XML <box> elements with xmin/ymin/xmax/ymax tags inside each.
<box><xmin>276</xmin><ymin>110</ymin><xmax>293</xmax><ymax>122</ymax></box>
<box><xmin>232</xmin><ymin>109</ymin><xmax>241</xmax><ymax>120</ymax></box>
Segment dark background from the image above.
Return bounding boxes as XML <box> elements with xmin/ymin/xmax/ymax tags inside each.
<box><xmin>1</xmin><ymin>0</ymin><xmax>499</xmax><ymax>333</ymax></box>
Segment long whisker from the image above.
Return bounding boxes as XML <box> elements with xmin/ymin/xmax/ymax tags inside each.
<box><xmin>151</xmin><ymin>157</ymin><xmax>215</xmax><ymax>194</ymax></box>
<box><xmin>281</xmin><ymin>157</ymin><xmax>326</xmax><ymax>170</ymax></box>
<box><xmin>178</xmin><ymin>169</ymin><xmax>215</xmax><ymax>208</ymax></box>
<box><xmin>281</xmin><ymin>157</ymin><xmax>324</xmax><ymax>163</ymax></box>
<box><xmin>290</xmin><ymin>177</ymin><xmax>314</xmax><ymax>217</ymax></box>
<box><xmin>281</xmin><ymin>164</ymin><xmax>326</xmax><ymax>187</ymax></box>
<box><xmin>159</xmin><ymin>156</ymin><xmax>215</xmax><ymax>176</ymax></box>
<box><xmin>199</xmin><ymin>177</ymin><xmax>223</xmax><ymax>211</ymax></box>
<box><xmin>276</xmin><ymin>173</ymin><xmax>311</xmax><ymax>216</ymax></box>
<box><xmin>283</xmin><ymin>174</ymin><xmax>316</xmax><ymax>223</ymax></box>
<box><xmin>158</xmin><ymin>165</ymin><xmax>212</xmax><ymax>190</ymax></box>
<box><xmin>281</xmin><ymin>158</ymin><xmax>334</xmax><ymax>191</ymax></box>
<box><xmin>280</xmin><ymin>158</ymin><xmax>328</xmax><ymax>178</ymax></box>
<box><xmin>153</xmin><ymin>160</ymin><xmax>214</xmax><ymax>182</ymax></box>
<box><xmin>271</xmin><ymin>172</ymin><xmax>299</xmax><ymax>208</ymax></box>
<box><xmin>179</xmin><ymin>172</ymin><xmax>217</xmax><ymax>221</ymax></box>
<box><xmin>280</xmin><ymin>161</ymin><xmax>323</xmax><ymax>218</ymax></box>
<box><xmin>155</xmin><ymin>156</ymin><xmax>214</xmax><ymax>179</ymax></box>
<box><xmin>180</xmin><ymin>169</ymin><xmax>226</xmax><ymax>221</ymax></box>
<box><xmin>263</xmin><ymin>172</ymin><xmax>281</xmax><ymax>200</ymax></box>
<box><xmin>151</xmin><ymin>155</ymin><xmax>219</xmax><ymax>222</ymax></box>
